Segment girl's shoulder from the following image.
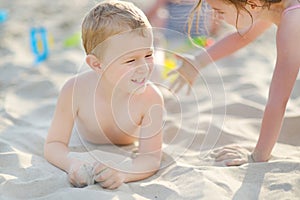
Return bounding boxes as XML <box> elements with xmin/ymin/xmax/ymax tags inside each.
<box><xmin>279</xmin><ymin>4</ymin><xmax>300</xmax><ymax>35</ymax></box>
<box><xmin>282</xmin><ymin>4</ymin><xmax>300</xmax><ymax>16</ymax></box>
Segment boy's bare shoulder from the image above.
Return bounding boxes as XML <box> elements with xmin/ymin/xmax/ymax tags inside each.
<box><xmin>143</xmin><ymin>82</ymin><xmax>164</xmax><ymax>104</ymax></box>
<box><xmin>60</xmin><ymin>71</ymin><xmax>95</xmax><ymax>95</ymax></box>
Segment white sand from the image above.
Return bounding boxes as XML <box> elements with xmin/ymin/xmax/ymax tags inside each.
<box><xmin>1</xmin><ymin>0</ymin><xmax>300</xmax><ymax>199</ymax></box>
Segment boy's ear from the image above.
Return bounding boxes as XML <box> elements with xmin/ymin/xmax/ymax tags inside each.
<box><xmin>86</xmin><ymin>54</ymin><xmax>102</xmax><ymax>72</ymax></box>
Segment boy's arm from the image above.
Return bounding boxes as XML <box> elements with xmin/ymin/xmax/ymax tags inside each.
<box><xmin>93</xmin><ymin>86</ymin><xmax>164</xmax><ymax>187</ymax></box>
<box><xmin>124</xmin><ymin>86</ymin><xmax>164</xmax><ymax>182</ymax></box>
<box><xmin>44</xmin><ymin>78</ymin><xmax>78</xmax><ymax>172</ymax></box>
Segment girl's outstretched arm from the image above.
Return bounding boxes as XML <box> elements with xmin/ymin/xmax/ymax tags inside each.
<box><xmin>169</xmin><ymin>20</ymin><xmax>272</xmax><ymax>93</ymax></box>
<box><xmin>205</xmin><ymin>20</ymin><xmax>272</xmax><ymax>63</ymax></box>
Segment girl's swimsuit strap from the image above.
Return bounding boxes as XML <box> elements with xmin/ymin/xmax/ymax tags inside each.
<box><xmin>282</xmin><ymin>4</ymin><xmax>300</xmax><ymax>16</ymax></box>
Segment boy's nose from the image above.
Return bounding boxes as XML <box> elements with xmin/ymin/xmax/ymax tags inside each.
<box><xmin>136</xmin><ymin>61</ymin><xmax>150</xmax><ymax>74</ymax></box>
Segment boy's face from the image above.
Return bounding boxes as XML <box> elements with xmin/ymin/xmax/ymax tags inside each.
<box><xmin>100</xmin><ymin>30</ymin><xmax>154</xmax><ymax>94</ymax></box>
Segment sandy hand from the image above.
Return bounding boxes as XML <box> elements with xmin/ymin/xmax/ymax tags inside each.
<box><xmin>76</xmin><ymin>163</ymin><xmax>95</xmax><ymax>185</ymax></box>
<box><xmin>211</xmin><ymin>145</ymin><xmax>253</xmax><ymax>166</ymax></box>
<box><xmin>68</xmin><ymin>163</ymin><xmax>95</xmax><ymax>187</ymax></box>
<box><xmin>93</xmin><ymin>162</ymin><xmax>125</xmax><ymax>190</ymax></box>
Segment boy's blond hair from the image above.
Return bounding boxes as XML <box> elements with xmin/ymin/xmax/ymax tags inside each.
<box><xmin>81</xmin><ymin>0</ymin><xmax>152</xmax><ymax>58</ymax></box>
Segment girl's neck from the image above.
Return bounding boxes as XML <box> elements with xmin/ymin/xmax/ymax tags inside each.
<box><xmin>267</xmin><ymin>3</ymin><xmax>284</xmax><ymax>25</ymax></box>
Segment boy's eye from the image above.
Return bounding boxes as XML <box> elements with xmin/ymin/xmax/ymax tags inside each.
<box><xmin>125</xmin><ymin>59</ymin><xmax>135</xmax><ymax>64</ymax></box>
<box><xmin>145</xmin><ymin>53</ymin><xmax>153</xmax><ymax>58</ymax></box>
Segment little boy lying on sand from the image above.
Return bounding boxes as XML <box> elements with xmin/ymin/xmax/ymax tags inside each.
<box><xmin>44</xmin><ymin>0</ymin><xmax>164</xmax><ymax>189</ymax></box>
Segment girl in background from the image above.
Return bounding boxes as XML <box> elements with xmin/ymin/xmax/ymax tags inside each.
<box><xmin>170</xmin><ymin>0</ymin><xmax>300</xmax><ymax>165</ymax></box>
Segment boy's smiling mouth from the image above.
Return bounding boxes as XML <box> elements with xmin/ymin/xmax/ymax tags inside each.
<box><xmin>131</xmin><ymin>77</ymin><xmax>146</xmax><ymax>84</ymax></box>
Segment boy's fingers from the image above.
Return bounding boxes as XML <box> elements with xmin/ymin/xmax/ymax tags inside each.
<box><xmin>108</xmin><ymin>181</ymin><xmax>122</xmax><ymax>190</ymax></box>
<box><xmin>68</xmin><ymin>170</ymin><xmax>78</xmax><ymax>186</ymax></box>
<box><xmin>68</xmin><ymin>174</ymin><xmax>76</xmax><ymax>186</ymax></box>
<box><xmin>94</xmin><ymin>173</ymin><xmax>105</xmax><ymax>183</ymax></box>
<box><xmin>100</xmin><ymin>178</ymin><xmax>115</xmax><ymax>188</ymax></box>
<box><xmin>101</xmin><ymin>173</ymin><xmax>124</xmax><ymax>189</ymax></box>
<box><xmin>94</xmin><ymin>167</ymin><xmax>113</xmax><ymax>182</ymax></box>
<box><xmin>92</xmin><ymin>163</ymin><xmax>107</xmax><ymax>175</ymax></box>
<box><xmin>68</xmin><ymin>172</ymin><xmax>85</xmax><ymax>187</ymax></box>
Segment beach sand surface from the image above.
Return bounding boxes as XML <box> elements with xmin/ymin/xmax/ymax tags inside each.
<box><xmin>1</xmin><ymin>1</ymin><xmax>300</xmax><ymax>199</ymax></box>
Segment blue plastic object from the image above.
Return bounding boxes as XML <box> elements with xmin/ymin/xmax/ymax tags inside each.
<box><xmin>0</xmin><ymin>10</ymin><xmax>8</xmax><ymax>23</ymax></box>
<box><xmin>30</xmin><ymin>27</ymin><xmax>49</xmax><ymax>64</ymax></box>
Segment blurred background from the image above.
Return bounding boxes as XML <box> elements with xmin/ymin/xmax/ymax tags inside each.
<box><xmin>0</xmin><ymin>0</ymin><xmax>223</xmax><ymax>69</ymax></box>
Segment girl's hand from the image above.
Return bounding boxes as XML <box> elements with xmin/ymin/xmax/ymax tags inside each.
<box><xmin>68</xmin><ymin>161</ymin><xmax>94</xmax><ymax>187</ymax></box>
<box><xmin>168</xmin><ymin>54</ymin><xmax>200</xmax><ymax>95</ymax></box>
<box><xmin>93</xmin><ymin>163</ymin><xmax>125</xmax><ymax>190</ymax></box>
<box><xmin>211</xmin><ymin>145</ymin><xmax>254</xmax><ymax>166</ymax></box>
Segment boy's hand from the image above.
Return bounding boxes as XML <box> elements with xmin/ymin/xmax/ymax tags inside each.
<box><xmin>68</xmin><ymin>161</ymin><xmax>94</xmax><ymax>187</ymax></box>
<box><xmin>168</xmin><ymin>54</ymin><xmax>200</xmax><ymax>95</ymax></box>
<box><xmin>211</xmin><ymin>145</ymin><xmax>254</xmax><ymax>166</ymax></box>
<box><xmin>93</xmin><ymin>163</ymin><xmax>125</xmax><ymax>190</ymax></box>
